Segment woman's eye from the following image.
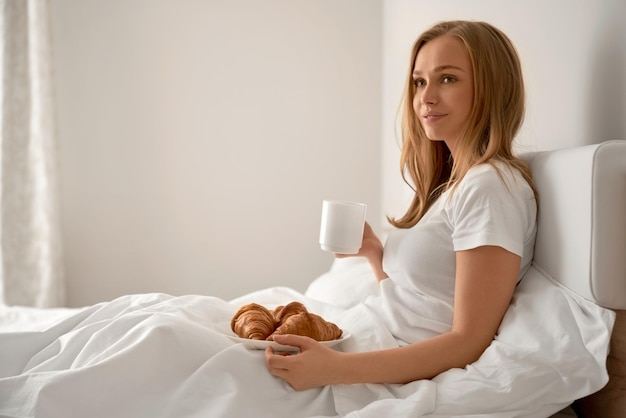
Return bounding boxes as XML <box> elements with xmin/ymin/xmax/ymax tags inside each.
<box><xmin>413</xmin><ymin>78</ymin><xmax>425</xmax><ymax>87</ymax></box>
<box><xmin>442</xmin><ymin>75</ymin><xmax>456</xmax><ymax>84</ymax></box>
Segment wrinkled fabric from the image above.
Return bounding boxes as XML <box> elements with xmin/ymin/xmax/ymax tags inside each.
<box><xmin>0</xmin><ymin>265</ymin><xmax>614</xmax><ymax>418</ymax></box>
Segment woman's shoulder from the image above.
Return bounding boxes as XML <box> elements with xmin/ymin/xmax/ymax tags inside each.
<box><xmin>446</xmin><ymin>159</ymin><xmax>537</xmax><ymax>233</ymax></box>
<box><xmin>462</xmin><ymin>160</ymin><xmax>528</xmax><ymax>190</ymax></box>
<box><xmin>453</xmin><ymin>160</ymin><xmax>534</xmax><ymax>204</ymax></box>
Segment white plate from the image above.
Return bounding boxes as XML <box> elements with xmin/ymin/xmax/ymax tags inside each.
<box><xmin>228</xmin><ymin>331</ymin><xmax>351</xmax><ymax>352</ymax></box>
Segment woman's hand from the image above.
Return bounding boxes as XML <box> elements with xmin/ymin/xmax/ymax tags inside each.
<box><xmin>264</xmin><ymin>334</ymin><xmax>345</xmax><ymax>391</ymax></box>
<box><xmin>335</xmin><ymin>222</ymin><xmax>387</xmax><ymax>282</ymax></box>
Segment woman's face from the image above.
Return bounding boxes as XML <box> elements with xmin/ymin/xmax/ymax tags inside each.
<box><xmin>412</xmin><ymin>35</ymin><xmax>474</xmax><ymax>155</ymax></box>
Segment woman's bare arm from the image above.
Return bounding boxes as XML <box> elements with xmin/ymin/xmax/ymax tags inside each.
<box><xmin>266</xmin><ymin>245</ymin><xmax>520</xmax><ymax>389</ymax></box>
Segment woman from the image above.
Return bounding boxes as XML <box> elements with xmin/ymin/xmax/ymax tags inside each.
<box><xmin>265</xmin><ymin>20</ymin><xmax>538</xmax><ymax>390</ymax></box>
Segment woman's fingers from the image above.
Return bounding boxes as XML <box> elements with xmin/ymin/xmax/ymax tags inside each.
<box><xmin>264</xmin><ymin>336</ymin><xmax>342</xmax><ymax>391</ymax></box>
<box><xmin>271</xmin><ymin>333</ymin><xmax>314</xmax><ymax>349</ymax></box>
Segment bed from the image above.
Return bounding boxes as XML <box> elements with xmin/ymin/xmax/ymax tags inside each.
<box><xmin>0</xmin><ymin>140</ymin><xmax>624</xmax><ymax>417</ymax></box>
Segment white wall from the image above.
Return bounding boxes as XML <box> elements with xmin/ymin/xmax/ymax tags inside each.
<box><xmin>50</xmin><ymin>0</ymin><xmax>383</xmax><ymax>307</ymax></box>
<box><xmin>50</xmin><ymin>0</ymin><xmax>625</xmax><ymax>307</ymax></box>
<box><xmin>381</xmin><ymin>0</ymin><xmax>626</xmax><ymax>222</ymax></box>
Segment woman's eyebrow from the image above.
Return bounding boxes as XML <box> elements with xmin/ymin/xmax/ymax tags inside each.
<box><xmin>412</xmin><ymin>65</ymin><xmax>466</xmax><ymax>77</ymax></box>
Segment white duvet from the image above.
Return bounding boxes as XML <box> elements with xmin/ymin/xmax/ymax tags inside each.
<box><xmin>0</xmin><ymin>260</ymin><xmax>615</xmax><ymax>418</ymax></box>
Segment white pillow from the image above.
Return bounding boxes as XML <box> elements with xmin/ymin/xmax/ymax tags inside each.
<box><xmin>305</xmin><ymin>257</ymin><xmax>380</xmax><ymax>309</ymax></box>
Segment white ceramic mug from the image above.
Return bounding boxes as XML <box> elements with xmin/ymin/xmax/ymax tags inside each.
<box><xmin>319</xmin><ymin>200</ymin><xmax>367</xmax><ymax>254</ymax></box>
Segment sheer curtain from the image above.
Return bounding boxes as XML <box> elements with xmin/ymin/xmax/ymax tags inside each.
<box><xmin>0</xmin><ymin>0</ymin><xmax>64</xmax><ymax>307</ymax></box>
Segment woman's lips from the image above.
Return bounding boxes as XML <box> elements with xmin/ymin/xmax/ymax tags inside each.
<box><xmin>422</xmin><ymin>113</ymin><xmax>447</xmax><ymax>123</ymax></box>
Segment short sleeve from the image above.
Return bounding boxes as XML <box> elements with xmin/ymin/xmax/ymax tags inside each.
<box><xmin>445</xmin><ymin>164</ymin><xmax>535</xmax><ymax>257</ymax></box>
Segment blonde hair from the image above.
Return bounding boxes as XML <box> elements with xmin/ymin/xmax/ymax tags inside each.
<box><xmin>390</xmin><ymin>20</ymin><xmax>536</xmax><ymax>228</ymax></box>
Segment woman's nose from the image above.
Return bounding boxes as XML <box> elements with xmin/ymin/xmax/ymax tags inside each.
<box><xmin>420</xmin><ymin>84</ymin><xmax>438</xmax><ymax>105</ymax></box>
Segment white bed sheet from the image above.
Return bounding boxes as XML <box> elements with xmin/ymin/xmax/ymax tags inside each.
<box><xmin>0</xmin><ymin>261</ymin><xmax>614</xmax><ymax>418</ymax></box>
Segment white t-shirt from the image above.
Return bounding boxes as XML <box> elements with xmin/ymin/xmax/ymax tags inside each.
<box><xmin>364</xmin><ymin>161</ymin><xmax>537</xmax><ymax>345</ymax></box>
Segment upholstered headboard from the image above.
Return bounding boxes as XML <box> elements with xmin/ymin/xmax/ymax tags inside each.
<box><xmin>524</xmin><ymin>141</ymin><xmax>625</xmax><ymax>417</ymax></box>
<box><xmin>524</xmin><ymin>140</ymin><xmax>626</xmax><ymax>310</ymax></box>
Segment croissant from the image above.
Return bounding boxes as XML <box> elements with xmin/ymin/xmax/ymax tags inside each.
<box><xmin>272</xmin><ymin>301</ymin><xmax>308</xmax><ymax>323</ymax></box>
<box><xmin>268</xmin><ymin>312</ymin><xmax>342</xmax><ymax>341</ymax></box>
<box><xmin>231</xmin><ymin>303</ymin><xmax>277</xmax><ymax>340</ymax></box>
